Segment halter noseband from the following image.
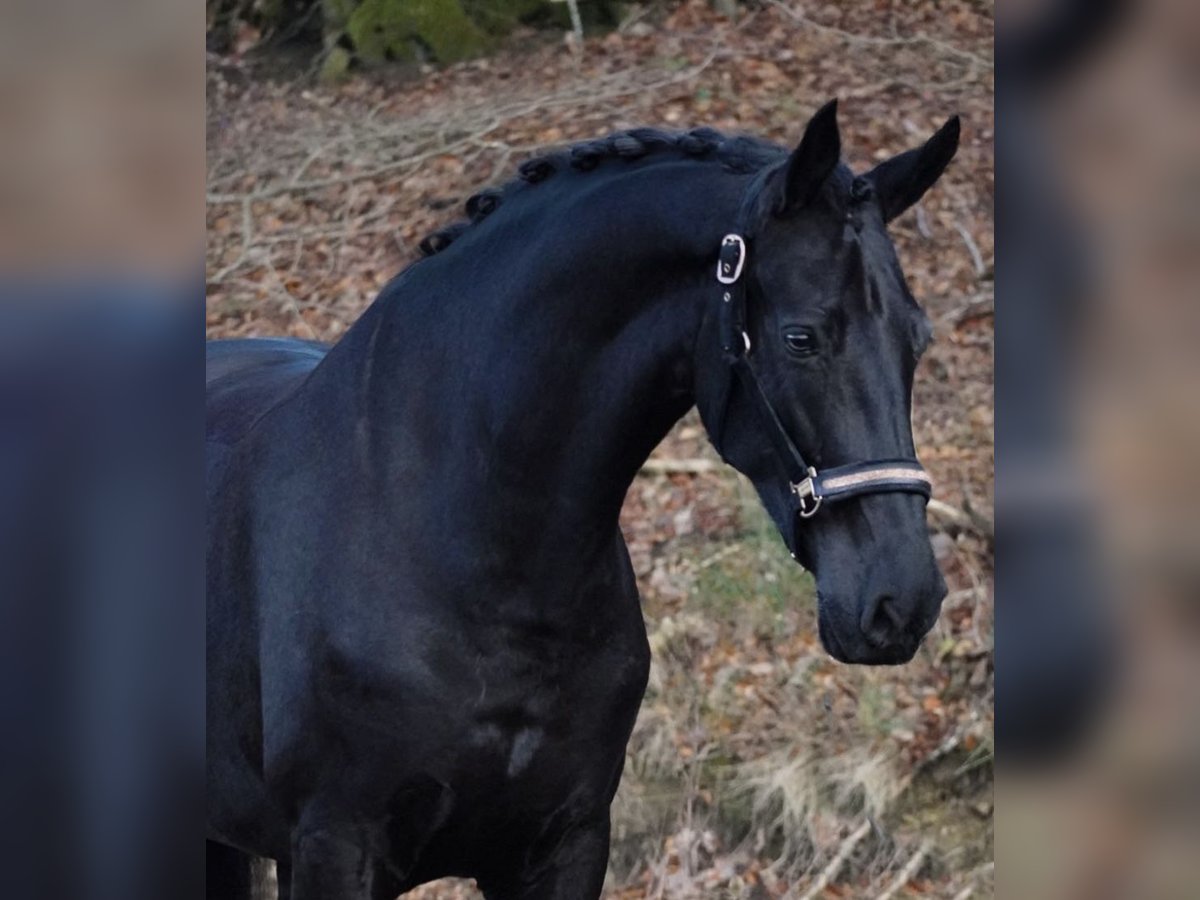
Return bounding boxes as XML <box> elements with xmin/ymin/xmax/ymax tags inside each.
<box><xmin>714</xmin><ymin>230</ymin><xmax>932</xmax><ymax>519</ymax></box>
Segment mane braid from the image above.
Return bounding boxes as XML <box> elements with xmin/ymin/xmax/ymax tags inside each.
<box><xmin>418</xmin><ymin>127</ymin><xmax>787</xmax><ymax>256</ymax></box>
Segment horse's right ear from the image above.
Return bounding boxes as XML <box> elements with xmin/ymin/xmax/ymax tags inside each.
<box><xmin>770</xmin><ymin>99</ymin><xmax>842</xmax><ymax>217</ymax></box>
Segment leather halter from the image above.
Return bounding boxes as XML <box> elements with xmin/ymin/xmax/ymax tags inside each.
<box><xmin>713</xmin><ymin>228</ymin><xmax>932</xmax><ymax>519</ymax></box>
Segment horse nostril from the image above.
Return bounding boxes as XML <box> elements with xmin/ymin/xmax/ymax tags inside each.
<box><xmin>862</xmin><ymin>594</ymin><xmax>906</xmax><ymax>648</ymax></box>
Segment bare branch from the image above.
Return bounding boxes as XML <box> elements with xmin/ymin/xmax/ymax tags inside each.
<box><xmin>798</xmin><ymin>819</ymin><xmax>873</xmax><ymax>900</ymax></box>
<box><xmin>764</xmin><ymin>1</ymin><xmax>993</xmax><ymax>71</ymax></box>
<box><xmin>928</xmin><ymin>497</ymin><xmax>993</xmax><ymax>542</ymax></box>
<box><xmin>875</xmin><ymin>840</ymin><xmax>932</xmax><ymax>900</ymax></box>
<box><xmin>955</xmin><ymin>222</ymin><xmax>987</xmax><ymax>276</ymax></box>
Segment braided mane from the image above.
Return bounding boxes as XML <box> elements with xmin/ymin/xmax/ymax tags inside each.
<box><xmin>418</xmin><ymin>127</ymin><xmax>787</xmax><ymax>256</ymax></box>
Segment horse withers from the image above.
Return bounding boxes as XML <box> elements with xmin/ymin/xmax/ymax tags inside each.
<box><xmin>207</xmin><ymin>100</ymin><xmax>958</xmax><ymax>899</ymax></box>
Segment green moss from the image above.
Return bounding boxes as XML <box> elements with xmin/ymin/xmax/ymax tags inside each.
<box><xmin>887</xmin><ymin>748</ymin><xmax>993</xmax><ymax>869</ymax></box>
<box><xmin>856</xmin><ymin>681</ymin><xmax>899</xmax><ymax>740</ymax></box>
<box><xmin>257</xmin><ymin>0</ymin><xmax>286</xmax><ymax>25</ymax></box>
<box><xmin>692</xmin><ymin>494</ymin><xmax>816</xmax><ymax>636</ymax></box>
<box><xmin>347</xmin><ymin>0</ymin><xmax>487</xmax><ymax>64</ymax></box>
<box><xmin>322</xmin><ymin>0</ymin><xmax>359</xmax><ymax>30</ymax></box>
<box><xmin>324</xmin><ymin>0</ymin><xmax>634</xmax><ymax>67</ymax></box>
<box><xmin>319</xmin><ymin>45</ymin><xmax>353</xmax><ymax>83</ymax></box>
<box><xmin>462</xmin><ymin>0</ymin><xmax>546</xmax><ymax>35</ymax></box>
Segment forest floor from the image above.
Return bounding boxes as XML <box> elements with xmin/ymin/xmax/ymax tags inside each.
<box><xmin>206</xmin><ymin>1</ymin><xmax>994</xmax><ymax>896</ymax></box>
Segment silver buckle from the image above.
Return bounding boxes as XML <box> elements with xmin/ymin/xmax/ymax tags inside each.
<box><xmin>716</xmin><ymin>234</ymin><xmax>746</xmax><ymax>284</ymax></box>
<box><xmin>791</xmin><ymin>467</ymin><xmax>822</xmax><ymax>518</ymax></box>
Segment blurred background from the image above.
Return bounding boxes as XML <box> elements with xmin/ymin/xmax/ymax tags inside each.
<box><xmin>996</xmin><ymin>1</ymin><xmax>1200</xmax><ymax>899</ymax></box>
<box><xmin>206</xmin><ymin>1</ymin><xmax>994</xmax><ymax>897</ymax></box>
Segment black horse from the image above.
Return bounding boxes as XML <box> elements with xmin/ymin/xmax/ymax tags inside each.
<box><xmin>207</xmin><ymin>101</ymin><xmax>958</xmax><ymax>899</ymax></box>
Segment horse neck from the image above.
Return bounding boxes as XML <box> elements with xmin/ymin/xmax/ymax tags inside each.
<box><xmin>337</xmin><ymin>162</ymin><xmax>747</xmax><ymax>564</ymax></box>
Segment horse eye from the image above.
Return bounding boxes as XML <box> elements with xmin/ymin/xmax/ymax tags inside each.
<box><xmin>784</xmin><ymin>329</ymin><xmax>818</xmax><ymax>356</ymax></box>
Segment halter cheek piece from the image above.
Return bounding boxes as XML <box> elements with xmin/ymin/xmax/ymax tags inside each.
<box><xmin>715</xmin><ymin>232</ymin><xmax>932</xmax><ymax>519</ymax></box>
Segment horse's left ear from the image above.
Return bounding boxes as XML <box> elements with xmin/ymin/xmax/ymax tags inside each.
<box><xmin>866</xmin><ymin>116</ymin><xmax>960</xmax><ymax>223</ymax></box>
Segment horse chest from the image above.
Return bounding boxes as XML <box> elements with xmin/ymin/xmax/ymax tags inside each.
<box><xmin>314</xmin><ymin>590</ymin><xmax>650</xmax><ymax>776</ymax></box>
<box><xmin>451</xmin><ymin>621</ymin><xmax>649</xmax><ymax>771</ymax></box>
<box><xmin>420</xmin><ymin>632</ymin><xmax>649</xmax><ymax>861</ymax></box>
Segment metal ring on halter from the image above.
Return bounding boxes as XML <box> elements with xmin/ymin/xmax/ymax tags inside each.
<box><xmin>791</xmin><ymin>467</ymin><xmax>823</xmax><ymax>518</ymax></box>
<box><xmin>717</xmin><ymin>234</ymin><xmax>747</xmax><ymax>284</ymax></box>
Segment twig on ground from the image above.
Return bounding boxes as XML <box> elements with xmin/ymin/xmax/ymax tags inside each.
<box><xmin>943</xmin><ymin>586</ymin><xmax>988</xmax><ymax>608</ymax></box>
<box><xmin>927</xmin><ymin>498</ymin><xmax>970</xmax><ymax>526</ymax></box>
<box><xmin>764</xmin><ymin>0</ymin><xmax>993</xmax><ymax>71</ymax></box>
<box><xmin>692</xmin><ymin>543</ymin><xmax>742</xmax><ymax>572</ymax></box>
<box><xmin>939</xmin><ymin>290</ymin><xmax>994</xmax><ymax>327</ymax></box>
<box><xmin>951</xmin><ymin>860</ymin><xmax>995</xmax><ymax>900</ymax></box>
<box><xmin>797</xmin><ymin>819</ymin><xmax>872</xmax><ymax>900</ymax></box>
<box><xmin>875</xmin><ymin>840</ymin><xmax>932</xmax><ymax>900</ymax></box>
<box><xmin>289</xmin><ymin>143</ymin><xmax>328</xmax><ymax>187</ymax></box>
<box><xmin>955</xmin><ymin>222</ymin><xmax>987</xmax><ymax>276</ymax></box>
<box><xmin>211</xmin><ymin>197</ymin><xmax>256</xmax><ymax>283</ymax></box>
<box><xmin>928</xmin><ymin>498</ymin><xmax>993</xmax><ymax>541</ymax></box>
<box><xmin>207</xmin><ymin>46</ymin><xmax>723</xmax><ymax>207</ymax></box>
<box><xmin>618</xmin><ymin>3</ymin><xmax>653</xmax><ymax>34</ymax></box>
<box><xmin>959</xmin><ymin>491</ymin><xmax>994</xmax><ymax>542</ymax></box>
<box><xmin>206</xmin><ymin>126</ymin><xmax>497</xmax><ymax>203</ymax></box>
<box><xmin>564</xmin><ymin>0</ymin><xmax>584</xmax><ymax>48</ymax></box>
<box><xmin>914</xmin><ymin>205</ymin><xmax>933</xmax><ymax>239</ymax></box>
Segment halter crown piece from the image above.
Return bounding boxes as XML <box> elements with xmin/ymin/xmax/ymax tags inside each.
<box><xmin>714</xmin><ymin>230</ymin><xmax>932</xmax><ymax>520</ymax></box>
